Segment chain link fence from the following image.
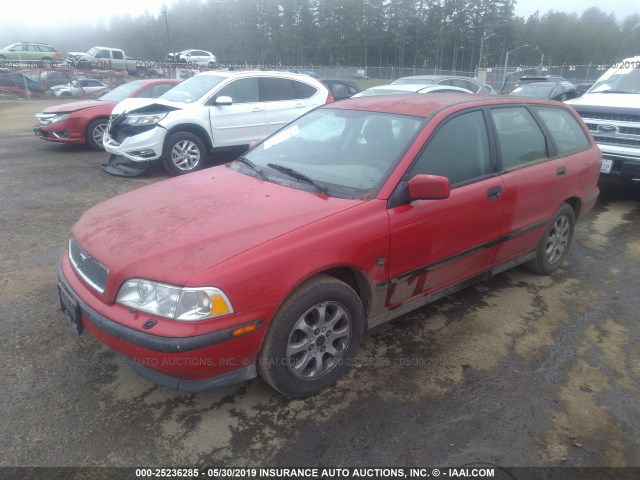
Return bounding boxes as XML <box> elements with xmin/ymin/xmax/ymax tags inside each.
<box><xmin>311</xmin><ymin>64</ymin><xmax>608</xmax><ymax>93</ymax></box>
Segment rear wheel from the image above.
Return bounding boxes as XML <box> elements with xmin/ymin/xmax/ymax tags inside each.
<box><xmin>258</xmin><ymin>275</ymin><xmax>364</xmax><ymax>397</ymax></box>
<box><xmin>524</xmin><ymin>203</ymin><xmax>575</xmax><ymax>275</ymax></box>
<box><xmin>86</xmin><ymin>118</ymin><xmax>108</xmax><ymax>150</ymax></box>
<box><xmin>162</xmin><ymin>132</ymin><xmax>207</xmax><ymax>175</ymax></box>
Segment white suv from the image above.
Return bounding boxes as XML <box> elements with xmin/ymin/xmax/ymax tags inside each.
<box><xmin>103</xmin><ymin>70</ymin><xmax>332</xmax><ymax>175</ymax></box>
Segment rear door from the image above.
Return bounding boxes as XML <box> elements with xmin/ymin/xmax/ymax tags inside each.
<box><xmin>387</xmin><ymin>109</ymin><xmax>504</xmax><ymax>306</ymax></box>
<box><xmin>260</xmin><ymin>77</ymin><xmax>317</xmax><ymax>135</ymax></box>
<box><xmin>489</xmin><ymin>106</ymin><xmax>568</xmax><ymax>263</ymax></box>
<box><xmin>207</xmin><ymin>76</ymin><xmax>266</xmax><ymax>147</ymax></box>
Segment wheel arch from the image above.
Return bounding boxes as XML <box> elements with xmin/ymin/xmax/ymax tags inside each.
<box><xmin>563</xmin><ymin>196</ymin><xmax>582</xmax><ymax>219</ymax></box>
<box><xmin>165</xmin><ymin>124</ymin><xmax>214</xmax><ymax>152</ymax></box>
<box><xmin>271</xmin><ymin>266</ymin><xmax>373</xmax><ymax>325</ymax></box>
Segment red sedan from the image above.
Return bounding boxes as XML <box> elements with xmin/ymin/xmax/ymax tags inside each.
<box><xmin>58</xmin><ymin>94</ymin><xmax>601</xmax><ymax>397</ymax></box>
<box><xmin>34</xmin><ymin>78</ymin><xmax>181</xmax><ymax>150</ymax></box>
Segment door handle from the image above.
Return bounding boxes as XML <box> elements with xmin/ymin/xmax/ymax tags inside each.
<box><xmin>487</xmin><ymin>185</ymin><xmax>502</xmax><ymax>200</ymax></box>
<box><xmin>294</xmin><ymin>102</ymin><xmax>305</xmax><ymax>108</ymax></box>
<box><xmin>252</xmin><ymin>107</ymin><xmax>263</xmax><ymax>112</ymax></box>
<box><xmin>557</xmin><ymin>166</ymin><xmax>567</xmax><ymax>176</ymax></box>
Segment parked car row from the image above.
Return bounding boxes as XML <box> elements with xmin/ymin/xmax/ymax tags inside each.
<box><xmin>35</xmin><ymin>79</ymin><xmax>182</xmax><ymax>149</ymax></box>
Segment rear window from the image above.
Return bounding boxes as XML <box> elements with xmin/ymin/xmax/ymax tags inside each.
<box><xmin>534</xmin><ymin>106</ymin><xmax>590</xmax><ymax>154</ymax></box>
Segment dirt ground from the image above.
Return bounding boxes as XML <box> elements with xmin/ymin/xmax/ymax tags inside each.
<box><xmin>1</xmin><ymin>98</ymin><xmax>639</xmax><ymax>471</ymax></box>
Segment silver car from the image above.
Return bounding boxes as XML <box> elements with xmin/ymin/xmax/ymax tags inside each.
<box><xmin>391</xmin><ymin>75</ymin><xmax>496</xmax><ymax>95</ymax></box>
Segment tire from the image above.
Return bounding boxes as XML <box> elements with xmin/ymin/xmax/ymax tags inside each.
<box><xmin>86</xmin><ymin>118</ymin><xmax>108</xmax><ymax>150</ymax></box>
<box><xmin>208</xmin><ymin>61</ymin><xmax>215</xmax><ymax>69</ymax></box>
<box><xmin>258</xmin><ymin>275</ymin><xmax>364</xmax><ymax>397</ymax></box>
<box><xmin>135</xmin><ymin>66</ymin><xmax>147</xmax><ymax>77</ymax></box>
<box><xmin>162</xmin><ymin>132</ymin><xmax>207</xmax><ymax>175</ymax></box>
<box><xmin>524</xmin><ymin>203</ymin><xmax>575</xmax><ymax>275</ymax></box>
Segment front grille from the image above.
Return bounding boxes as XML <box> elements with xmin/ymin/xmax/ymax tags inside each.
<box><xmin>579</xmin><ymin>112</ymin><xmax>640</xmax><ymax>123</ymax></box>
<box><xmin>592</xmin><ymin>135</ymin><xmax>640</xmax><ymax>147</ymax></box>
<box><xmin>69</xmin><ymin>238</ymin><xmax>108</xmax><ymax>293</ymax></box>
<box><xmin>585</xmin><ymin>123</ymin><xmax>640</xmax><ymax>136</ymax></box>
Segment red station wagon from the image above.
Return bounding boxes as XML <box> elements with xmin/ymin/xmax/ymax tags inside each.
<box><xmin>57</xmin><ymin>94</ymin><xmax>601</xmax><ymax>397</ymax></box>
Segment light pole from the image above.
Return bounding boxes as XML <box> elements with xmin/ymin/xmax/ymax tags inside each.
<box><xmin>503</xmin><ymin>44</ymin><xmax>529</xmax><ymax>92</ymax></box>
<box><xmin>478</xmin><ymin>32</ymin><xmax>495</xmax><ymax>72</ymax></box>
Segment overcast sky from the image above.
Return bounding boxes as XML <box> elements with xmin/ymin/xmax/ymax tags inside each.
<box><xmin>1</xmin><ymin>0</ymin><xmax>638</xmax><ymax>27</ymax></box>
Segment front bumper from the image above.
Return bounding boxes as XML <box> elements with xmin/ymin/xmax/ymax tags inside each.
<box><xmin>57</xmin><ymin>257</ymin><xmax>268</xmax><ymax>392</ymax></box>
<box><xmin>34</xmin><ymin>116</ymin><xmax>89</xmax><ymax>144</ymax></box>
<box><xmin>103</xmin><ymin>124</ymin><xmax>166</xmax><ymax>162</ymax></box>
<box><xmin>597</xmin><ymin>145</ymin><xmax>640</xmax><ymax>179</ymax></box>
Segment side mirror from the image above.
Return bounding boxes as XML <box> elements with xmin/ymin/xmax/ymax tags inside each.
<box><xmin>214</xmin><ymin>95</ymin><xmax>233</xmax><ymax>106</ymax></box>
<box><xmin>407</xmin><ymin>174</ymin><xmax>450</xmax><ymax>200</ymax></box>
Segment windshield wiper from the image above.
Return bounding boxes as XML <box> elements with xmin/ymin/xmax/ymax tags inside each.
<box><xmin>235</xmin><ymin>157</ymin><xmax>269</xmax><ymax>181</ymax></box>
<box><xmin>267</xmin><ymin>163</ymin><xmax>330</xmax><ymax>195</ymax></box>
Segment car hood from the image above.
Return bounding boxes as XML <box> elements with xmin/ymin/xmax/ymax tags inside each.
<box><xmin>111</xmin><ymin>97</ymin><xmax>184</xmax><ymax>115</ymax></box>
<box><xmin>72</xmin><ymin>166</ymin><xmax>362</xmax><ymax>292</ymax></box>
<box><xmin>43</xmin><ymin>100</ymin><xmax>111</xmax><ymax>114</ymax></box>
<box><xmin>567</xmin><ymin>93</ymin><xmax>640</xmax><ymax>108</ymax></box>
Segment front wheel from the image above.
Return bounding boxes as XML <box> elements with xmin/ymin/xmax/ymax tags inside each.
<box><xmin>258</xmin><ymin>275</ymin><xmax>364</xmax><ymax>397</ymax></box>
<box><xmin>524</xmin><ymin>203</ymin><xmax>575</xmax><ymax>275</ymax></box>
<box><xmin>86</xmin><ymin>118</ymin><xmax>108</xmax><ymax>150</ymax></box>
<box><xmin>162</xmin><ymin>132</ymin><xmax>206</xmax><ymax>175</ymax></box>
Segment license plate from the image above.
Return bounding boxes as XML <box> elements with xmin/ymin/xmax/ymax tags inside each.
<box><xmin>58</xmin><ymin>284</ymin><xmax>84</xmax><ymax>335</ymax></box>
<box><xmin>600</xmin><ymin>159</ymin><xmax>613</xmax><ymax>174</ymax></box>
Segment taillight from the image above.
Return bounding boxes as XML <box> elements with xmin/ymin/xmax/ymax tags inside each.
<box><xmin>325</xmin><ymin>90</ymin><xmax>334</xmax><ymax>104</ymax></box>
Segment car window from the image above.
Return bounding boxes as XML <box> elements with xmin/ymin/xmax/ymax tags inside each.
<box><xmin>451</xmin><ymin>78</ymin><xmax>478</xmax><ymax>92</ymax></box>
<box><xmin>491</xmin><ymin>107</ymin><xmax>548</xmax><ymax>170</ymax></box>
<box><xmin>261</xmin><ymin>77</ymin><xmax>298</xmax><ymax>101</ymax></box>
<box><xmin>136</xmin><ymin>83</ymin><xmax>178</xmax><ymax>98</ymax></box>
<box><xmin>95</xmin><ymin>50</ymin><xmax>110</xmax><ymax>59</ymax></box>
<box><xmin>348</xmin><ymin>84</ymin><xmax>360</xmax><ymax>95</ymax></box>
<box><xmin>293</xmin><ymin>80</ymin><xmax>317</xmax><ymax>99</ymax></box>
<box><xmin>534</xmin><ymin>106</ymin><xmax>590</xmax><ymax>155</ymax></box>
<box><xmin>112</xmin><ymin>51</ymin><xmax>124</xmax><ymax>60</ymax></box>
<box><xmin>216</xmin><ymin>77</ymin><xmax>259</xmax><ymax>103</ymax></box>
<box><xmin>331</xmin><ymin>83</ymin><xmax>348</xmax><ymax>97</ymax></box>
<box><xmin>161</xmin><ymin>74</ymin><xmax>225</xmax><ymax>103</ymax></box>
<box><xmin>437</xmin><ymin>79</ymin><xmax>453</xmax><ymax>86</ymax></box>
<box><xmin>410</xmin><ymin>110</ymin><xmax>490</xmax><ymax>185</ymax></box>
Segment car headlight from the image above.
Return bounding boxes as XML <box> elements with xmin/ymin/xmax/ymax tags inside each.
<box><xmin>122</xmin><ymin>112</ymin><xmax>168</xmax><ymax>126</ymax></box>
<box><xmin>116</xmin><ymin>279</ymin><xmax>233</xmax><ymax>321</ymax></box>
<box><xmin>35</xmin><ymin>113</ymin><xmax>69</xmax><ymax>125</ymax></box>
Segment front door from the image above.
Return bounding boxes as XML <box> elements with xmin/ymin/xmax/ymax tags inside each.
<box><xmin>387</xmin><ymin>109</ymin><xmax>504</xmax><ymax>306</ymax></box>
<box><xmin>208</xmin><ymin>77</ymin><xmax>266</xmax><ymax>147</ymax></box>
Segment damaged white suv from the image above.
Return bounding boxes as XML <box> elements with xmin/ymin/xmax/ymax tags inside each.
<box><xmin>103</xmin><ymin>70</ymin><xmax>332</xmax><ymax>175</ymax></box>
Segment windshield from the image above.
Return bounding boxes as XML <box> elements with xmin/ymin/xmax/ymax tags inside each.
<box><xmin>87</xmin><ymin>47</ymin><xmax>100</xmax><ymax>56</ymax></box>
<box><xmin>590</xmin><ymin>62</ymin><xmax>640</xmax><ymax>93</ymax></box>
<box><xmin>510</xmin><ymin>84</ymin><xmax>556</xmax><ymax>98</ymax></box>
<box><xmin>229</xmin><ymin>108</ymin><xmax>424</xmax><ymax>199</ymax></box>
<box><xmin>98</xmin><ymin>81</ymin><xmax>145</xmax><ymax>101</ymax></box>
<box><xmin>160</xmin><ymin>75</ymin><xmax>225</xmax><ymax>103</ymax></box>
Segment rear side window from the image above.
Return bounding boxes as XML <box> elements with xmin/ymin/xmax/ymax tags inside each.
<box><xmin>112</xmin><ymin>51</ymin><xmax>124</xmax><ymax>60</ymax></box>
<box><xmin>534</xmin><ymin>106</ymin><xmax>590</xmax><ymax>155</ymax></box>
<box><xmin>491</xmin><ymin>107</ymin><xmax>548</xmax><ymax>170</ymax></box>
<box><xmin>410</xmin><ymin>110</ymin><xmax>490</xmax><ymax>185</ymax></box>
<box><xmin>293</xmin><ymin>80</ymin><xmax>317</xmax><ymax>99</ymax></box>
<box><xmin>261</xmin><ymin>78</ymin><xmax>297</xmax><ymax>101</ymax></box>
